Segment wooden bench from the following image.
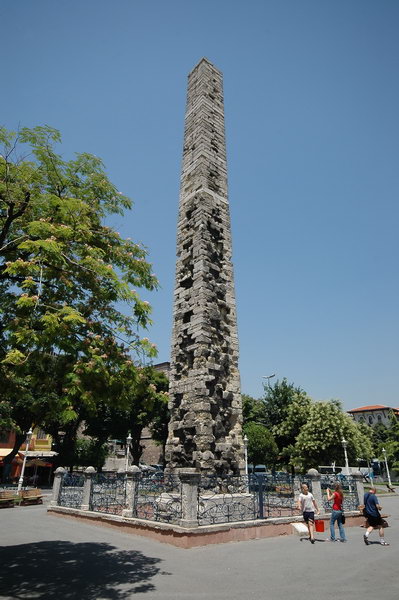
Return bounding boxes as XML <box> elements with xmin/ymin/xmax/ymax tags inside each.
<box><xmin>0</xmin><ymin>490</ymin><xmax>19</xmax><ymax>508</ymax></box>
<box><xmin>20</xmin><ymin>488</ymin><xmax>43</xmax><ymax>505</ymax></box>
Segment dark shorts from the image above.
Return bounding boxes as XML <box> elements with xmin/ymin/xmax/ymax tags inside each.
<box><xmin>303</xmin><ymin>511</ymin><xmax>315</xmax><ymax>523</ymax></box>
<box><xmin>366</xmin><ymin>513</ymin><xmax>383</xmax><ymax>528</ymax></box>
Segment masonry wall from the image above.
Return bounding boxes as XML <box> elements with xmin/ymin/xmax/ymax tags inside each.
<box><xmin>165</xmin><ymin>59</ymin><xmax>244</xmax><ymax>475</ymax></box>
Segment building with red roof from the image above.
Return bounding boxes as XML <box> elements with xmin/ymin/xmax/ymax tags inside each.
<box><xmin>348</xmin><ymin>404</ymin><xmax>399</xmax><ymax>427</ymax></box>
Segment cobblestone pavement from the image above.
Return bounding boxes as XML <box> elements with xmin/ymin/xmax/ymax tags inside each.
<box><xmin>0</xmin><ymin>495</ymin><xmax>398</xmax><ymax>599</ymax></box>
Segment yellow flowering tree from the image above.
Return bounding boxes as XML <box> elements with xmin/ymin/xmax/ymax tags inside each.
<box><xmin>0</xmin><ymin>126</ymin><xmax>158</xmax><ymax>472</ymax></box>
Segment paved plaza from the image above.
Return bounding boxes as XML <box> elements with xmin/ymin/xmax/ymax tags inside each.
<box><xmin>0</xmin><ymin>496</ymin><xmax>398</xmax><ymax>600</ymax></box>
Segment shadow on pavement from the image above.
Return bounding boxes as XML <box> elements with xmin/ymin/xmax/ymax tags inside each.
<box><xmin>0</xmin><ymin>540</ymin><xmax>166</xmax><ymax>599</ymax></box>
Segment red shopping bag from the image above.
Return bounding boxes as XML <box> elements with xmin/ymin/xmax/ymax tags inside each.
<box><xmin>315</xmin><ymin>520</ymin><xmax>325</xmax><ymax>533</ymax></box>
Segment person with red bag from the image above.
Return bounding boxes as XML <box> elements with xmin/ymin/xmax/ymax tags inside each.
<box><xmin>298</xmin><ymin>483</ymin><xmax>320</xmax><ymax>544</ymax></box>
<box><xmin>326</xmin><ymin>483</ymin><xmax>347</xmax><ymax>542</ymax></box>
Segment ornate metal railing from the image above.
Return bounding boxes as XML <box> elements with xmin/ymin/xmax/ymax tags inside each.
<box><xmin>320</xmin><ymin>474</ymin><xmax>359</xmax><ymax>512</ymax></box>
<box><xmin>54</xmin><ymin>468</ymin><xmax>362</xmax><ymax>525</ymax></box>
<box><xmin>255</xmin><ymin>473</ymin><xmax>312</xmax><ymax>518</ymax></box>
<box><xmin>198</xmin><ymin>475</ymin><xmax>256</xmax><ymax>524</ymax></box>
<box><xmin>197</xmin><ymin>473</ymin><xmax>314</xmax><ymax>524</ymax></box>
<box><xmin>135</xmin><ymin>474</ymin><xmax>182</xmax><ymax>524</ymax></box>
<box><xmin>58</xmin><ymin>473</ymin><xmax>84</xmax><ymax>508</ymax></box>
<box><xmin>90</xmin><ymin>472</ymin><xmax>127</xmax><ymax>515</ymax></box>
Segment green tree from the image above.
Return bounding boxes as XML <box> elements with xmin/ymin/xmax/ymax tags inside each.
<box><xmin>82</xmin><ymin>366</ymin><xmax>169</xmax><ymax>466</ymax></box>
<box><xmin>379</xmin><ymin>412</ymin><xmax>399</xmax><ymax>475</ymax></box>
<box><xmin>273</xmin><ymin>393</ymin><xmax>312</xmax><ymax>468</ymax></box>
<box><xmin>242</xmin><ymin>393</ymin><xmax>266</xmax><ymax>425</ymax></box>
<box><xmin>75</xmin><ymin>439</ymin><xmax>109</xmax><ymax>469</ymax></box>
<box><xmin>371</xmin><ymin>422</ymin><xmax>390</xmax><ymax>454</ymax></box>
<box><xmin>61</xmin><ymin>438</ymin><xmax>109</xmax><ymax>471</ymax></box>
<box><xmin>0</xmin><ymin>126</ymin><xmax>158</xmax><ymax>475</ymax></box>
<box><xmin>261</xmin><ymin>378</ymin><xmax>310</xmax><ymax>430</ymax></box>
<box><xmin>258</xmin><ymin>379</ymin><xmax>312</xmax><ymax>470</ymax></box>
<box><xmin>259</xmin><ymin>379</ymin><xmax>373</xmax><ymax>473</ymax></box>
<box><xmin>292</xmin><ymin>401</ymin><xmax>373</xmax><ymax>471</ymax></box>
<box><xmin>243</xmin><ymin>422</ymin><xmax>278</xmax><ymax>467</ymax></box>
<box><xmin>150</xmin><ymin>375</ymin><xmax>170</xmax><ymax>466</ymax></box>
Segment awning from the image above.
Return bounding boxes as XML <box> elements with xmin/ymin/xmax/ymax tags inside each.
<box><xmin>0</xmin><ymin>449</ymin><xmax>24</xmax><ymax>465</ymax></box>
<box><xmin>19</xmin><ymin>450</ymin><xmax>58</xmax><ymax>458</ymax></box>
<box><xmin>0</xmin><ymin>449</ymin><xmax>23</xmax><ymax>457</ymax></box>
<box><xmin>27</xmin><ymin>458</ymin><xmax>52</xmax><ymax>467</ymax></box>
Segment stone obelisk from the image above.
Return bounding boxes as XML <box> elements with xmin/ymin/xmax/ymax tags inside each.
<box><xmin>165</xmin><ymin>58</ymin><xmax>244</xmax><ymax>476</ymax></box>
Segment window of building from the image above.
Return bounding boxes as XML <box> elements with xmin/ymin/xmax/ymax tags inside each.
<box><xmin>377</xmin><ymin>415</ymin><xmax>382</xmax><ymax>423</ymax></box>
<box><xmin>368</xmin><ymin>415</ymin><xmax>373</xmax><ymax>425</ymax></box>
<box><xmin>35</xmin><ymin>428</ymin><xmax>47</xmax><ymax>440</ymax></box>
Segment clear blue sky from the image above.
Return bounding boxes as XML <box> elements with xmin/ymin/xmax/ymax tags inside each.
<box><xmin>2</xmin><ymin>1</ymin><xmax>398</xmax><ymax>410</ymax></box>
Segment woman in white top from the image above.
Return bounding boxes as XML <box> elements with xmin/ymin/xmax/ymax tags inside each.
<box><xmin>297</xmin><ymin>483</ymin><xmax>320</xmax><ymax>544</ymax></box>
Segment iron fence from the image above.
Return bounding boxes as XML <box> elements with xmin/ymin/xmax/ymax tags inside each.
<box><xmin>197</xmin><ymin>473</ymin><xmax>315</xmax><ymax>523</ymax></box>
<box><xmin>90</xmin><ymin>472</ymin><xmax>127</xmax><ymax>515</ymax></box>
<box><xmin>135</xmin><ymin>473</ymin><xmax>182</xmax><ymax>524</ymax></box>
<box><xmin>320</xmin><ymin>474</ymin><xmax>359</xmax><ymax>512</ymax></box>
<box><xmin>257</xmin><ymin>474</ymin><xmax>301</xmax><ymax>518</ymax></box>
<box><xmin>58</xmin><ymin>473</ymin><xmax>84</xmax><ymax>508</ymax></box>
<box><xmin>54</xmin><ymin>469</ymin><xmax>362</xmax><ymax>526</ymax></box>
<box><xmin>198</xmin><ymin>475</ymin><xmax>256</xmax><ymax>524</ymax></box>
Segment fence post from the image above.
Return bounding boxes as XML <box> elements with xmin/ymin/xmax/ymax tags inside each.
<box><xmin>351</xmin><ymin>470</ymin><xmax>364</xmax><ymax>508</ymax></box>
<box><xmin>49</xmin><ymin>467</ymin><xmax>65</xmax><ymax>507</ymax></box>
<box><xmin>257</xmin><ymin>474</ymin><xmax>266</xmax><ymax>519</ymax></box>
<box><xmin>80</xmin><ymin>466</ymin><xmax>96</xmax><ymax>511</ymax></box>
<box><xmin>293</xmin><ymin>475</ymin><xmax>302</xmax><ymax>497</ymax></box>
<box><xmin>178</xmin><ymin>468</ymin><xmax>200</xmax><ymax>528</ymax></box>
<box><xmin>122</xmin><ymin>466</ymin><xmax>141</xmax><ymax>518</ymax></box>
<box><xmin>307</xmin><ymin>468</ymin><xmax>324</xmax><ymax>512</ymax></box>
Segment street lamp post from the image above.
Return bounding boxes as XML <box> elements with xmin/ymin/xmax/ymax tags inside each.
<box><xmin>262</xmin><ymin>374</ymin><xmax>276</xmax><ymax>388</ymax></box>
<box><xmin>17</xmin><ymin>428</ymin><xmax>33</xmax><ymax>492</ymax></box>
<box><xmin>382</xmin><ymin>448</ymin><xmax>392</xmax><ymax>488</ymax></box>
<box><xmin>243</xmin><ymin>434</ymin><xmax>249</xmax><ymax>476</ymax></box>
<box><xmin>125</xmin><ymin>432</ymin><xmax>132</xmax><ymax>471</ymax></box>
<box><xmin>341</xmin><ymin>437</ymin><xmax>350</xmax><ymax>475</ymax></box>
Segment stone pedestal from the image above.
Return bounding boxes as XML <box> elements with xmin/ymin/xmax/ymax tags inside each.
<box><xmin>80</xmin><ymin>466</ymin><xmax>96</xmax><ymax>511</ymax></box>
<box><xmin>307</xmin><ymin>469</ymin><xmax>323</xmax><ymax>510</ymax></box>
<box><xmin>351</xmin><ymin>470</ymin><xmax>364</xmax><ymax>507</ymax></box>
<box><xmin>178</xmin><ymin>468</ymin><xmax>200</xmax><ymax>528</ymax></box>
<box><xmin>122</xmin><ymin>466</ymin><xmax>141</xmax><ymax>518</ymax></box>
<box><xmin>50</xmin><ymin>467</ymin><xmax>65</xmax><ymax>507</ymax></box>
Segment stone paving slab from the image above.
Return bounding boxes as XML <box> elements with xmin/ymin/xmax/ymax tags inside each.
<box><xmin>0</xmin><ymin>496</ymin><xmax>398</xmax><ymax>599</ymax></box>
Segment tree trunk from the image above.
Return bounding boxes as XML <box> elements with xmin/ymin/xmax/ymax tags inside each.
<box><xmin>131</xmin><ymin>425</ymin><xmax>144</xmax><ymax>465</ymax></box>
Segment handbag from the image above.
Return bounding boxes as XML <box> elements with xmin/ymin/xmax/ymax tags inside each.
<box><xmin>341</xmin><ymin>511</ymin><xmax>346</xmax><ymax>525</ymax></box>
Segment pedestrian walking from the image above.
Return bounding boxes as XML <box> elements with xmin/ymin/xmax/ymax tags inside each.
<box><xmin>326</xmin><ymin>483</ymin><xmax>346</xmax><ymax>542</ymax></box>
<box><xmin>298</xmin><ymin>483</ymin><xmax>320</xmax><ymax>544</ymax></box>
<box><xmin>363</xmin><ymin>486</ymin><xmax>389</xmax><ymax>546</ymax></box>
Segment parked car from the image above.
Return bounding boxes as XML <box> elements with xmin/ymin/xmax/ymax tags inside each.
<box><xmin>139</xmin><ymin>463</ymin><xmax>156</xmax><ymax>473</ymax></box>
<box><xmin>248</xmin><ymin>464</ymin><xmax>267</xmax><ymax>475</ymax></box>
<box><xmin>150</xmin><ymin>464</ymin><xmax>164</xmax><ymax>472</ymax></box>
<box><xmin>149</xmin><ymin>471</ymin><xmax>164</xmax><ymax>482</ymax></box>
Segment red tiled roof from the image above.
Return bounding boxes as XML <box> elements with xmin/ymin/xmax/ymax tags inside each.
<box><xmin>348</xmin><ymin>405</ymin><xmax>399</xmax><ymax>413</ymax></box>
